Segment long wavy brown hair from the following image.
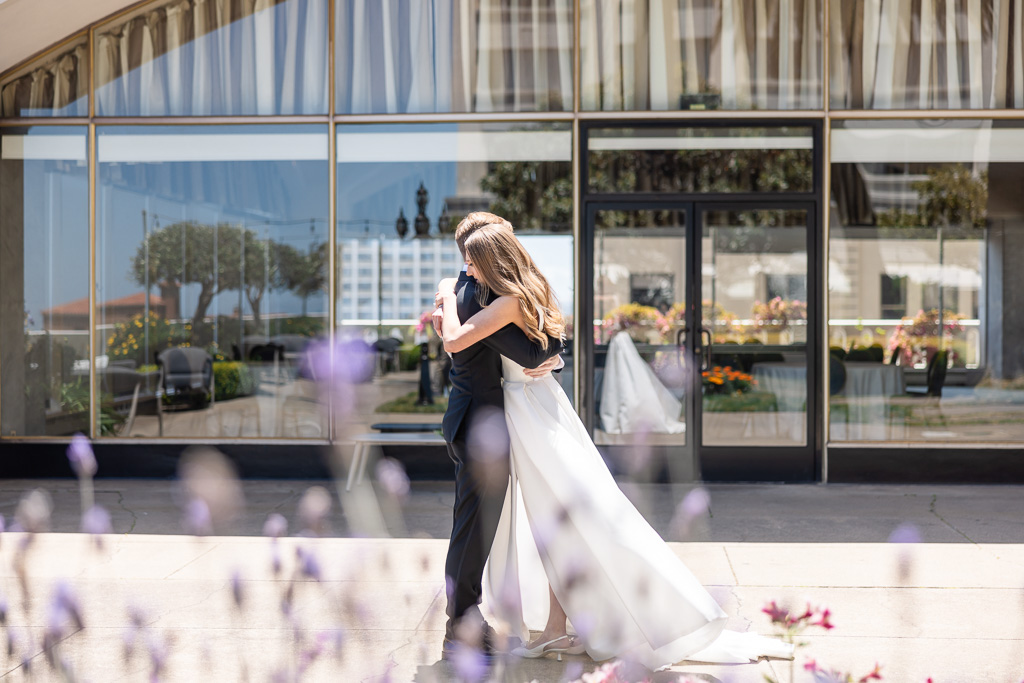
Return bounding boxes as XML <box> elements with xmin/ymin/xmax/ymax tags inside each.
<box><xmin>463</xmin><ymin>224</ymin><xmax>565</xmax><ymax>349</ymax></box>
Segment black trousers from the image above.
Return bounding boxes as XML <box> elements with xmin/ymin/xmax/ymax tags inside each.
<box><xmin>443</xmin><ymin>432</ymin><xmax>510</xmax><ymax>637</ymax></box>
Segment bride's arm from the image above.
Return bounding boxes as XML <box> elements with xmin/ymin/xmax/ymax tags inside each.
<box><xmin>439</xmin><ymin>293</ymin><xmax>523</xmax><ymax>353</ymax></box>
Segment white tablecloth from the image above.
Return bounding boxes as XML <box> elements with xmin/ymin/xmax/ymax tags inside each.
<box><xmin>751</xmin><ymin>362</ymin><xmax>806</xmax><ymax>412</ymax></box>
<box><xmin>751</xmin><ymin>361</ymin><xmax>906</xmax><ymax>411</ymax></box>
<box><xmin>839</xmin><ymin>362</ymin><xmax>906</xmax><ymax>398</ymax></box>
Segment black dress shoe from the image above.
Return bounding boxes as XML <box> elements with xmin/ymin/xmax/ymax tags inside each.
<box><xmin>441</xmin><ymin>637</ymin><xmax>498</xmax><ymax>662</ymax></box>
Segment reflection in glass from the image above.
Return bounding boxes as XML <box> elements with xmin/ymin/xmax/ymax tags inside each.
<box><xmin>702</xmin><ymin>210</ymin><xmax>808</xmax><ymax>447</ymax></box>
<box><xmin>593</xmin><ymin>209</ymin><xmax>687</xmax><ymax>447</ymax></box>
<box><xmin>336</xmin><ymin>0</ymin><xmax>573</xmax><ymax>114</ymax></box>
<box><xmin>830</xmin><ymin>0</ymin><xmax>1024</xmax><ymax>109</ymax></box>
<box><xmin>94</xmin><ymin>0</ymin><xmax>328</xmax><ymax>116</ymax></box>
<box><xmin>1</xmin><ymin>36</ymin><xmax>89</xmax><ymax>117</ymax></box>
<box><xmin>829</xmin><ymin>120</ymin><xmax>1024</xmax><ymax>443</ymax></box>
<box><xmin>337</xmin><ymin>123</ymin><xmax>575</xmax><ymax>418</ymax></box>
<box><xmin>587</xmin><ymin>127</ymin><xmax>814</xmax><ymax>193</ymax></box>
<box><xmin>581</xmin><ymin>0</ymin><xmax>822</xmax><ymax>111</ymax></box>
<box><xmin>97</xmin><ymin>126</ymin><xmax>329</xmax><ymax>438</ymax></box>
<box><xmin>0</xmin><ymin>127</ymin><xmax>89</xmax><ymax>436</ymax></box>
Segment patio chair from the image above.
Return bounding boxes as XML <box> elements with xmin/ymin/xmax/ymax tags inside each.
<box><xmin>155</xmin><ymin>346</ymin><xmax>215</xmax><ymax>436</ymax></box>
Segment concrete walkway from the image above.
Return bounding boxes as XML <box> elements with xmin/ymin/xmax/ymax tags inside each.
<box><xmin>0</xmin><ymin>480</ymin><xmax>1021</xmax><ymax>682</ymax></box>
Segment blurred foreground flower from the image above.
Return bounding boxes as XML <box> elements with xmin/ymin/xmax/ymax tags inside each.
<box><xmin>763</xmin><ymin>602</ymin><xmax>876</xmax><ymax>683</ymax></box>
<box><xmin>178</xmin><ymin>447</ymin><xmax>244</xmax><ymax>535</ymax></box>
<box><xmin>298</xmin><ymin>486</ymin><xmax>332</xmax><ymax>536</ymax></box>
<box><xmin>376</xmin><ymin>458</ymin><xmax>410</xmax><ymax>499</ymax></box>
<box><xmin>888</xmin><ymin>522</ymin><xmax>921</xmax><ymax>584</ymax></box>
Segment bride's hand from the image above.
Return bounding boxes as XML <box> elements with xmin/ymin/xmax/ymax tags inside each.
<box><xmin>437</xmin><ymin>278</ymin><xmax>457</xmax><ymax>297</ymax></box>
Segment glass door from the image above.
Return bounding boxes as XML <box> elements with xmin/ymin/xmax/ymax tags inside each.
<box><xmin>584</xmin><ymin>202</ymin><xmax>818</xmax><ymax>481</ymax></box>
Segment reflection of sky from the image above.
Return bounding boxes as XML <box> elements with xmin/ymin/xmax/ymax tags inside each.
<box><xmin>97</xmin><ymin>127</ymin><xmax>329</xmax><ymax>327</ymax></box>
<box><xmin>21</xmin><ymin>161</ymin><xmax>89</xmax><ymax>330</ymax></box>
<box><xmin>338</xmin><ymin>161</ymin><xmax>457</xmax><ymax>238</ymax></box>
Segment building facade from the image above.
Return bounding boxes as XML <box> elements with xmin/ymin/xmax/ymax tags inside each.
<box><xmin>2</xmin><ymin>0</ymin><xmax>1024</xmax><ymax>482</ymax></box>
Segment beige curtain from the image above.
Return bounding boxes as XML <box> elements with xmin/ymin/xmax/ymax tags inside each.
<box><xmin>337</xmin><ymin>0</ymin><xmax>573</xmax><ymax>114</ymax></box>
<box><xmin>581</xmin><ymin>0</ymin><xmax>822</xmax><ymax>111</ymax></box>
<box><xmin>91</xmin><ymin>0</ymin><xmax>327</xmax><ymax>116</ymax></box>
<box><xmin>1</xmin><ymin>39</ymin><xmax>89</xmax><ymax>117</ymax></box>
<box><xmin>832</xmin><ymin>0</ymin><xmax>1024</xmax><ymax>109</ymax></box>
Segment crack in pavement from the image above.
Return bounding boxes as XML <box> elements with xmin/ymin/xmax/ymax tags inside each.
<box><xmin>928</xmin><ymin>493</ymin><xmax>976</xmax><ymax>545</ymax></box>
<box><xmin>114</xmin><ymin>490</ymin><xmax>139</xmax><ymax>534</ymax></box>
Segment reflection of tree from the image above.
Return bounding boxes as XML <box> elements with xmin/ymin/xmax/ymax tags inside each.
<box><xmin>588</xmin><ymin>146</ymin><xmax>812</xmax><ymax>228</ymax></box>
<box><xmin>877</xmin><ymin>164</ymin><xmax>988</xmax><ymax>229</ymax></box>
<box><xmin>276</xmin><ymin>240</ymin><xmax>327</xmax><ymax>316</ymax></box>
<box><xmin>478</xmin><ymin>161</ymin><xmax>572</xmax><ymax>231</ymax></box>
<box><xmin>131</xmin><ymin>221</ymin><xmax>326</xmax><ymax>339</ymax></box>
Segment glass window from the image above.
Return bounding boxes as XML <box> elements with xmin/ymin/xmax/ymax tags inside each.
<box><xmin>94</xmin><ymin>0</ymin><xmax>328</xmax><ymax>116</ymax></box>
<box><xmin>337</xmin><ymin>121</ymin><xmax>575</xmax><ymax>410</ymax></box>
<box><xmin>831</xmin><ymin>0</ymin><xmax>1024</xmax><ymax>109</ymax></box>
<box><xmin>97</xmin><ymin>125</ymin><xmax>329</xmax><ymax>438</ymax></box>
<box><xmin>588</xmin><ymin>126</ymin><xmax>814</xmax><ymax>193</ymax></box>
<box><xmin>335</xmin><ymin>0</ymin><xmax>573</xmax><ymax>114</ymax></box>
<box><xmin>581</xmin><ymin>0</ymin><xmax>822</xmax><ymax>111</ymax></box>
<box><xmin>1</xmin><ymin>35</ymin><xmax>89</xmax><ymax>117</ymax></box>
<box><xmin>1</xmin><ymin>127</ymin><xmax>89</xmax><ymax>436</ymax></box>
<box><xmin>829</xmin><ymin>119</ymin><xmax>1024</xmax><ymax>444</ymax></box>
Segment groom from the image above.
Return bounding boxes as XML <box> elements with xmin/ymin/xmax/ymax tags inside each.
<box><xmin>434</xmin><ymin>213</ymin><xmax>563</xmax><ymax>660</ymax></box>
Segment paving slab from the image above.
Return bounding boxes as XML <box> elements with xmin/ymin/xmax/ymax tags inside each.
<box><xmin>0</xmin><ymin>480</ymin><xmax>1019</xmax><ymax>681</ymax></box>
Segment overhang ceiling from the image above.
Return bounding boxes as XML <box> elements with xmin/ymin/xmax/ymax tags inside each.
<box><xmin>0</xmin><ymin>0</ymin><xmax>135</xmax><ymax>77</ymax></box>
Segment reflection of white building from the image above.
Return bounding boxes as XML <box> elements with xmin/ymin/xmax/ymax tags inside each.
<box><xmin>338</xmin><ymin>233</ymin><xmax>576</xmax><ymax>336</ymax></box>
<box><xmin>338</xmin><ymin>238</ymin><xmax>463</xmax><ymax>327</ymax></box>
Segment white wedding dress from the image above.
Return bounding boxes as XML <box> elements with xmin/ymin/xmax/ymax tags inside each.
<box><xmin>483</xmin><ymin>356</ymin><xmax>793</xmax><ymax>669</ymax></box>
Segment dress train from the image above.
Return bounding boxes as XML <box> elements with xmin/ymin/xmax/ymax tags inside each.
<box><xmin>483</xmin><ymin>358</ymin><xmax>793</xmax><ymax>669</ymax></box>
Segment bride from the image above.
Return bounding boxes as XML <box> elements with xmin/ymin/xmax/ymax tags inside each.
<box><xmin>435</xmin><ymin>223</ymin><xmax>792</xmax><ymax>670</ymax></box>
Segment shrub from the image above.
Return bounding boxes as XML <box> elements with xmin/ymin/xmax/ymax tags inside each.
<box><xmin>213</xmin><ymin>362</ymin><xmax>257</xmax><ymax>401</ymax></box>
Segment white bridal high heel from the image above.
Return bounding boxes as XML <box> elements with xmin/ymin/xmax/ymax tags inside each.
<box><xmin>511</xmin><ymin>635</ymin><xmax>586</xmax><ymax>661</ymax></box>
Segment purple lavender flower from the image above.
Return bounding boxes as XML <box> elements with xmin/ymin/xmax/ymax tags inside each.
<box><xmin>15</xmin><ymin>489</ymin><xmax>52</xmax><ymax>534</ymax></box>
<box><xmin>178</xmin><ymin>447</ymin><xmax>244</xmax><ymax>535</ymax></box>
<box><xmin>67</xmin><ymin>433</ymin><xmax>97</xmax><ymax>478</ymax></box>
<box><xmin>230</xmin><ymin>568</ymin><xmax>244</xmax><ymax>609</ymax></box>
<box><xmin>82</xmin><ymin>505</ymin><xmax>111</xmax><ymax>543</ymax></box>
<box><xmin>376</xmin><ymin>458</ymin><xmax>410</xmax><ymax>499</ymax></box>
<box><xmin>262</xmin><ymin>513</ymin><xmax>287</xmax><ymax>539</ymax></box>
<box><xmin>888</xmin><ymin>522</ymin><xmax>922</xmax><ymax>545</ymax></box>
<box><xmin>451</xmin><ymin>643</ymin><xmax>488</xmax><ymax>683</ymax></box>
<box><xmin>889</xmin><ymin>522</ymin><xmax>922</xmax><ymax>583</ymax></box>
<box><xmin>183</xmin><ymin>499</ymin><xmax>212</xmax><ymax>536</ymax></box>
<box><xmin>297</xmin><ymin>486</ymin><xmax>332</xmax><ymax>536</ymax></box>
<box><xmin>296</xmin><ymin>546</ymin><xmax>322</xmax><ymax>581</ymax></box>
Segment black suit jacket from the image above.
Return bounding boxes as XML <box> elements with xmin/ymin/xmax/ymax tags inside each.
<box><xmin>441</xmin><ymin>272</ymin><xmax>563</xmax><ymax>443</ymax></box>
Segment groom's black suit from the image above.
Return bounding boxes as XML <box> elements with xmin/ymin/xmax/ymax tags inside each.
<box><xmin>443</xmin><ymin>271</ymin><xmax>562</xmax><ymax>639</ymax></box>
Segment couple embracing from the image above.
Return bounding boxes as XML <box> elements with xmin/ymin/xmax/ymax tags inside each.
<box><xmin>434</xmin><ymin>212</ymin><xmax>792</xmax><ymax>670</ymax></box>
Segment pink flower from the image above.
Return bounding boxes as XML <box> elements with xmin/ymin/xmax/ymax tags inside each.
<box><xmin>762</xmin><ymin>600</ymin><xmax>791</xmax><ymax>625</ymax></box>
<box><xmin>858</xmin><ymin>663</ymin><xmax>883</xmax><ymax>681</ymax></box>
<box><xmin>812</xmin><ymin>607</ymin><xmax>835</xmax><ymax>630</ymax></box>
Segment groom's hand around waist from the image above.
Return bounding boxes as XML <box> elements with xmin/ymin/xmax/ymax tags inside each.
<box><xmin>522</xmin><ymin>353</ymin><xmax>563</xmax><ymax>378</ymax></box>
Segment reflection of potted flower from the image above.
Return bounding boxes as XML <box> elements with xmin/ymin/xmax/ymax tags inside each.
<box><xmin>601</xmin><ymin>303</ymin><xmax>663</xmax><ymax>344</ymax></box>
<box><xmin>888</xmin><ymin>309</ymin><xmax>963</xmax><ymax>367</ymax></box>
<box><xmin>702</xmin><ymin>365</ymin><xmax>756</xmax><ymax>395</ymax></box>
<box><xmin>701</xmin><ymin>365</ymin><xmax>777</xmax><ymax>414</ymax></box>
<box><xmin>752</xmin><ymin>297</ymin><xmax>807</xmax><ymax>331</ymax></box>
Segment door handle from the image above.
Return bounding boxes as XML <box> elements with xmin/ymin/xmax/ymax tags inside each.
<box><xmin>675</xmin><ymin>326</ymin><xmax>687</xmax><ymax>366</ymax></box>
<box><xmin>700</xmin><ymin>328</ymin><xmax>712</xmax><ymax>372</ymax></box>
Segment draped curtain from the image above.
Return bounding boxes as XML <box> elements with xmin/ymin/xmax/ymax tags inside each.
<box><xmin>336</xmin><ymin>0</ymin><xmax>574</xmax><ymax>114</ymax></box>
<box><xmin>0</xmin><ymin>39</ymin><xmax>89</xmax><ymax>117</ymax></box>
<box><xmin>832</xmin><ymin>0</ymin><xmax>1024</xmax><ymax>109</ymax></box>
<box><xmin>580</xmin><ymin>0</ymin><xmax>822</xmax><ymax>111</ymax></box>
<box><xmin>93</xmin><ymin>0</ymin><xmax>328</xmax><ymax>116</ymax></box>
